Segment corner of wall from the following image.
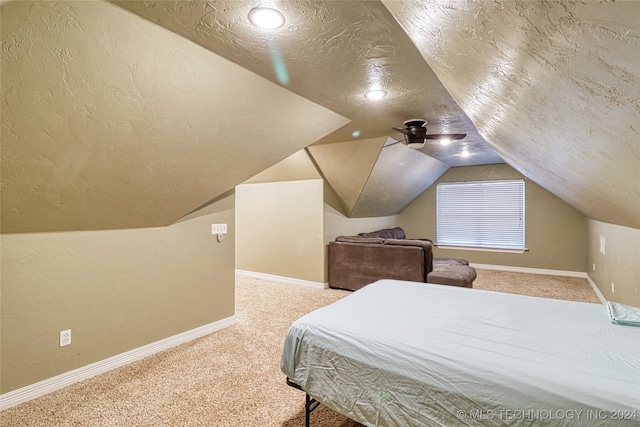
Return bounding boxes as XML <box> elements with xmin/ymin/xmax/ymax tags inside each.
<box><xmin>586</xmin><ymin>219</ymin><xmax>640</xmax><ymax>306</ymax></box>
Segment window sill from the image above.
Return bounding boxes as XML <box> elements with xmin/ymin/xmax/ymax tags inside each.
<box><xmin>436</xmin><ymin>245</ymin><xmax>528</xmax><ymax>254</ymax></box>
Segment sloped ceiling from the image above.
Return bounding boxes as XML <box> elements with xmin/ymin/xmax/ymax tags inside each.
<box><xmin>351</xmin><ymin>138</ymin><xmax>450</xmax><ymax>217</ymax></box>
<box><xmin>307</xmin><ymin>138</ymin><xmax>387</xmax><ymax>214</ymax></box>
<box><xmin>0</xmin><ymin>1</ymin><xmax>348</xmax><ymax>232</ymax></box>
<box><xmin>1</xmin><ymin>1</ymin><xmax>638</xmax><ymax>232</ymax></box>
<box><xmin>111</xmin><ymin>0</ymin><xmax>497</xmax><ymax>158</ymax></box>
<box><xmin>244</xmin><ymin>149</ymin><xmax>322</xmax><ymax>184</ymax></box>
<box><xmin>112</xmin><ymin>0</ymin><xmax>502</xmax><ymax>220</ymax></box>
<box><xmin>383</xmin><ymin>0</ymin><xmax>640</xmax><ymax>228</ymax></box>
<box><xmin>307</xmin><ymin>137</ymin><xmax>449</xmax><ymax>216</ymax></box>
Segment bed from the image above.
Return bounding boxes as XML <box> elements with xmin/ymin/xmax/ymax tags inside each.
<box><xmin>281</xmin><ymin>279</ymin><xmax>640</xmax><ymax>426</ymax></box>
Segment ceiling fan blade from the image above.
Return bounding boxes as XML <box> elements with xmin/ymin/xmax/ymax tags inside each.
<box><xmin>384</xmin><ymin>139</ymin><xmax>404</xmax><ymax>148</ymax></box>
<box><xmin>424</xmin><ymin>133</ymin><xmax>466</xmax><ymax>140</ymax></box>
<box><xmin>392</xmin><ymin>126</ymin><xmax>414</xmax><ymax>135</ymax></box>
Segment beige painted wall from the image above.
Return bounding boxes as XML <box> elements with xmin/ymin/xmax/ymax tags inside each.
<box><xmin>235</xmin><ymin>179</ymin><xmax>399</xmax><ymax>283</ymax></box>
<box><xmin>587</xmin><ymin>219</ymin><xmax>640</xmax><ymax>306</ymax></box>
<box><xmin>323</xmin><ymin>205</ymin><xmax>399</xmax><ymax>245</ymax></box>
<box><xmin>235</xmin><ymin>153</ymin><xmax>399</xmax><ymax>283</ymax></box>
<box><xmin>0</xmin><ymin>194</ymin><xmax>235</xmax><ymax>393</ymax></box>
<box><xmin>235</xmin><ymin>180</ymin><xmax>325</xmax><ymax>283</ymax></box>
<box><xmin>323</xmin><ymin>182</ymin><xmax>399</xmax><ymax>281</ymax></box>
<box><xmin>323</xmin><ymin>181</ymin><xmax>399</xmax><ymax>245</ymax></box>
<box><xmin>399</xmin><ymin>164</ymin><xmax>588</xmax><ymax>272</ymax></box>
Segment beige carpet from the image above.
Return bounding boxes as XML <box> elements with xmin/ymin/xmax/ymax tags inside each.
<box><xmin>1</xmin><ymin>269</ymin><xmax>600</xmax><ymax>426</ymax></box>
<box><xmin>473</xmin><ymin>268</ymin><xmax>601</xmax><ymax>304</ymax></box>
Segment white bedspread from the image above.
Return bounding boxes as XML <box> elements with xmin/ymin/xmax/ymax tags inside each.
<box><xmin>281</xmin><ymin>280</ymin><xmax>640</xmax><ymax>426</ymax></box>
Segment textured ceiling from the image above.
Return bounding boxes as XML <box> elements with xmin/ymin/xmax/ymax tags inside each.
<box><xmin>112</xmin><ymin>0</ymin><xmax>499</xmax><ymax>164</ymax></box>
<box><xmin>351</xmin><ymin>138</ymin><xmax>451</xmax><ymax>217</ymax></box>
<box><xmin>1</xmin><ymin>0</ymin><xmax>639</xmax><ymax>232</ymax></box>
<box><xmin>0</xmin><ymin>1</ymin><xmax>347</xmax><ymax>232</ymax></box>
<box><xmin>383</xmin><ymin>0</ymin><xmax>640</xmax><ymax>228</ymax></box>
<box><xmin>111</xmin><ymin>0</ymin><xmax>503</xmax><ymax>222</ymax></box>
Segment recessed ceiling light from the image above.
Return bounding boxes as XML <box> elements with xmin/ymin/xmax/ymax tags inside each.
<box><xmin>248</xmin><ymin>7</ymin><xmax>285</xmax><ymax>29</ymax></box>
<box><xmin>461</xmin><ymin>149</ymin><xmax>470</xmax><ymax>157</ymax></box>
<box><xmin>364</xmin><ymin>89</ymin><xmax>387</xmax><ymax>100</ymax></box>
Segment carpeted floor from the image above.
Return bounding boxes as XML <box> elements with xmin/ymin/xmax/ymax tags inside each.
<box><xmin>472</xmin><ymin>268</ymin><xmax>601</xmax><ymax>304</ymax></box>
<box><xmin>1</xmin><ymin>269</ymin><xmax>600</xmax><ymax>426</ymax></box>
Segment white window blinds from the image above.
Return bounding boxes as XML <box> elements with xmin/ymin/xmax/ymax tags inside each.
<box><xmin>436</xmin><ymin>179</ymin><xmax>525</xmax><ymax>250</ymax></box>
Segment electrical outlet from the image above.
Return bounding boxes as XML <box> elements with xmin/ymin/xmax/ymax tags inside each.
<box><xmin>60</xmin><ymin>329</ymin><xmax>71</xmax><ymax>347</ymax></box>
<box><xmin>592</xmin><ymin>263</ymin><xmax>596</xmax><ymax>272</ymax></box>
<box><xmin>611</xmin><ymin>283</ymin><xmax>615</xmax><ymax>294</ymax></box>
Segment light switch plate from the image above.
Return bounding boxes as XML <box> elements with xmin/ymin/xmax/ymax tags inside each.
<box><xmin>211</xmin><ymin>223</ymin><xmax>228</xmax><ymax>235</ymax></box>
<box><xmin>599</xmin><ymin>235</ymin><xmax>606</xmax><ymax>255</ymax></box>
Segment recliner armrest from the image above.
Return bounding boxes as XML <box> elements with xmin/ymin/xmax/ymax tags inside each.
<box><xmin>383</xmin><ymin>239</ymin><xmax>433</xmax><ymax>274</ymax></box>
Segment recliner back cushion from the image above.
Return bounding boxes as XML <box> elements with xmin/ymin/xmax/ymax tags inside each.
<box><xmin>335</xmin><ymin>236</ymin><xmax>385</xmax><ymax>244</ymax></box>
<box><xmin>357</xmin><ymin>227</ymin><xmax>406</xmax><ymax>239</ymax></box>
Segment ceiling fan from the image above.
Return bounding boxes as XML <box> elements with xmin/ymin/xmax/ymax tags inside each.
<box><xmin>392</xmin><ymin>119</ymin><xmax>466</xmax><ymax>149</ymax></box>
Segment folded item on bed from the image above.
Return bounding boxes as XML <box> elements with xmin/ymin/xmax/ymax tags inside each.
<box><xmin>607</xmin><ymin>301</ymin><xmax>640</xmax><ymax>326</ymax></box>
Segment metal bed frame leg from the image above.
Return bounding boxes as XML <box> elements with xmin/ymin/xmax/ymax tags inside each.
<box><xmin>287</xmin><ymin>378</ymin><xmax>320</xmax><ymax>427</ymax></box>
<box><xmin>305</xmin><ymin>392</ymin><xmax>320</xmax><ymax>427</ymax></box>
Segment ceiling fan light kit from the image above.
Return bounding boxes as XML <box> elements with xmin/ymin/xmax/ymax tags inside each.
<box><xmin>405</xmin><ymin>141</ymin><xmax>425</xmax><ymax>149</ymax></box>
<box><xmin>404</xmin><ymin>134</ymin><xmax>427</xmax><ymax>149</ymax></box>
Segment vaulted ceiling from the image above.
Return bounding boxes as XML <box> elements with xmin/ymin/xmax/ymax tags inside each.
<box><xmin>1</xmin><ymin>0</ymin><xmax>638</xmax><ymax>233</ymax></box>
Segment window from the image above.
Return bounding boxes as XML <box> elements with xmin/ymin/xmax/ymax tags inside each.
<box><xmin>436</xmin><ymin>179</ymin><xmax>525</xmax><ymax>251</ymax></box>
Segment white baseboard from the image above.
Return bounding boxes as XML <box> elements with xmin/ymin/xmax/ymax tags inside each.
<box><xmin>471</xmin><ymin>263</ymin><xmax>587</xmax><ymax>278</ymax></box>
<box><xmin>585</xmin><ymin>275</ymin><xmax>607</xmax><ymax>305</ymax></box>
<box><xmin>471</xmin><ymin>263</ymin><xmax>606</xmax><ymax>305</ymax></box>
<box><xmin>235</xmin><ymin>269</ymin><xmax>327</xmax><ymax>289</ymax></box>
<box><xmin>0</xmin><ymin>316</ymin><xmax>237</xmax><ymax>411</ymax></box>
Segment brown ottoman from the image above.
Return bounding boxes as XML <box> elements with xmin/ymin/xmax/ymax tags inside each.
<box><xmin>427</xmin><ymin>264</ymin><xmax>477</xmax><ymax>288</ymax></box>
<box><xmin>433</xmin><ymin>257</ymin><xmax>469</xmax><ymax>266</ymax></box>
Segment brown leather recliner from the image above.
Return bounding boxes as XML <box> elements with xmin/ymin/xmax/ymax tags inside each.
<box><xmin>328</xmin><ymin>227</ymin><xmax>476</xmax><ymax>291</ymax></box>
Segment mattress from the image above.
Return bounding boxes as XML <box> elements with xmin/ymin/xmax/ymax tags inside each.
<box><xmin>281</xmin><ymin>280</ymin><xmax>640</xmax><ymax>426</ymax></box>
